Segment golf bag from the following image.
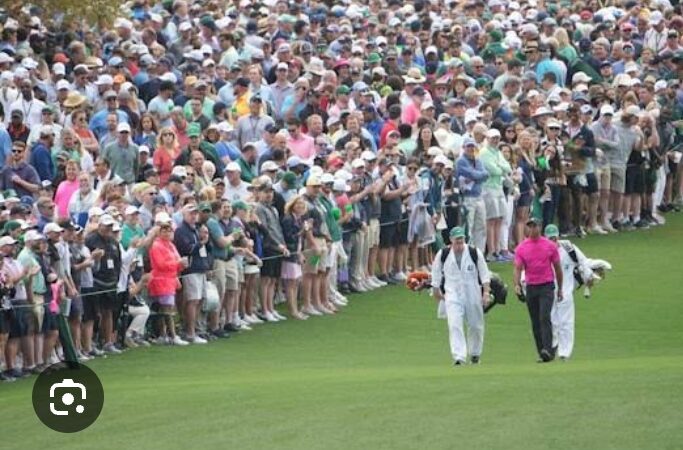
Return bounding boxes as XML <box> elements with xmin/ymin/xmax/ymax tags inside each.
<box><xmin>439</xmin><ymin>246</ymin><xmax>508</xmax><ymax>314</ymax></box>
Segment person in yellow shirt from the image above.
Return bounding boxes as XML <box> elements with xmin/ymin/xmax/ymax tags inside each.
<box><xmin>230</xmin><ymin>78</ymin><xmax>252</xmax><ymax>123</ymax></box>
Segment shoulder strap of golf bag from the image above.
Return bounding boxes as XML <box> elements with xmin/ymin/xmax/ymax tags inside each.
<box><xmin>560</xmin><ymin>240</ymin><xmax>584</xmax><ymax>287</ymax></box>
<box><xmin>439</xmin><ymin>245</ymin><xmax>481</xmax><ymax>291</ymax></box>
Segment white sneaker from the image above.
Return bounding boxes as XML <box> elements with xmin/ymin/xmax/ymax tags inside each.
<box><xmin>248</xmin><ymin>314</ymin><xmax>264</xmax><ymax>324</ymax></box>
<box><xmin>602</xmin><ymin>222</ymin><xmax>617</xmax><ymax>233</ymax></box>
<box><xmin>264</xmin><ymin>312</ymin><xmax>279</xmax><ymax>322</ymax></box>
<box><xmin>188</xmin><ymin>335</ymin><xmax>207</xmax><ymax>344</ymax></box>
<box><xmin>334</xmin><ymin>292</ymin><xmax>348</xmax><ymax>305</ymax></box>
<box><xmin>237</xmin><ymin>320</ymin><xmax>253</xmax><ymax>330</ymax></box>
<box><xmin>273</xmin><ymin>311</ymin><xmax>287</xmax><ymax>321</ymax></box>
<box><xmin>589</xmin><ymin>225</ymin><xmax>608</xmax><ymax>235</ymax></box>
<box><xmin>172</xmin><ymin>336</ymin><xmax>189</xmax><ymax>346</ymax></box>
<box><xmin>366</xmin><ymin>278</ymin><xmax>382</xmax><ymax>289</ymax></box>
<box><xmin>393</xmin><ymin>272</ymin><xmax>407</xmax><ymax>281</ymax></box>
<box><xmin>303</xmin><ymin>306</ymin><xmax>322</xmax><ymax>316</ymax></box>
<box><xmin>350</xmin><ymin>281</ymin><xmax>367</xmax><ymax>292</ymax></box>
<box><xmin>243</xmin><ymin>315</ymin><xmax>258</xmax><ymax>325</ymax></box>
<box><xmin>371</xmin><ymin>276</ymin><xmax>387</xmax><ymax>287</ymax></box>
<box><xmin>360</xmin><ymin>279</ymin><xmax>375</xmax><ymax>291</ymax></box>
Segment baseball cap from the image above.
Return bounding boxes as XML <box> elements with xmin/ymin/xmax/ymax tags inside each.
<box><xmin>124</xmin><ymin>205</ymin><xmax>140</xmax><ymax>216</ymax></box>
<box><xmin>449</xmin><ymin>226</ymin><xmax>466</xmax><ymax>239</ymax></box>
<box><xmin>100</xmin><ymin>215</ymin><xmax>117</xmax><ymax>226</ymax></box>
<box><xmin>361</xmin><ymin>150</ymin><xmax>377</xmax><ymax>161</ymax></box>
<box><xmin>332</xmin><ymin>179</ymin><xmax>350</xmax><ymax>192</ymax></box>
<box><xmin>117</xmin><ymin>122</ymin><xmax>132</xmax><ymax>133</ymax></box>
<box><xmin>24</xmin><ymin>230</ymin><xmax>45</xmax><ymax>242</ymax></box>
<box><xmin>306</xmin><ymin>176</ymin><xmax>322</xmax><ymax>187</ymax></box>
<box><xmin>44</xmin><ymin>223</ymin><xmax>64</xmax><ymax>234</ymax></box>
<box><xmin>544</xmin><ymin>223</ymin><xmax>559</xmax><ymax>237</ymax></box>
<box><xmin>261</xmin><ymin>161</ymin><xmax>279</xmax><ymax>172</ymax></box>
<box><xmin>225</xmin><ymin>162</ymin><xmax>241</xmax><ymax>173</ymax></box>
<box><xmin>599</xmin><ymin>105</ymin><xmax>615</xmax><ymax>116</ymax></box>
<box><xmin>0</xmin><ymin>236</ymin><xmax>17</xmax><ymax>246</ymax></box>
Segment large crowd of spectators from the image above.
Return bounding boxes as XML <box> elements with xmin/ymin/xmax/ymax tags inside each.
<box><xmin>1</xmin><ymin>0</ymin><xmax>682</xmax><ymax>381</ymax></box>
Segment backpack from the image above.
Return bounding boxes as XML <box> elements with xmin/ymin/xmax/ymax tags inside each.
<box><xmin>560</xmin><ymin>240</ymin><xmax>584</xmax><ymax>287</ymax></box>
<box><xmin>439</xmin><ymin>245</ymin><xmax>481</xmax><ymax>292</ymax></box>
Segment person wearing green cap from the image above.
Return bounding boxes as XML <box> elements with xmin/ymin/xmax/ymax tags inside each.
<box><xmin>431</xmin><ymin>226</ymin><xmax>491</xmax><ymax>366</ymax></box>
<box><xmin>543</xmin><ymin>224</ymin><xmax>593</xmax><ymax>361</ymax></box>
<box><xmin>175</xmin><ymin>122</ymin><xmax>223</xmax><ymax>174</ymax></box>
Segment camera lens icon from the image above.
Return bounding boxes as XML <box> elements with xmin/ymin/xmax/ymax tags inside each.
<box><xmin>49</xmin><ymin>378</ymin><xmax>87</xmax><ymax>416</ymax></box>
<box><xmin>33</xmin><ymin>363</ymin><xmax>104</xmax><ymax>433</ymax></box>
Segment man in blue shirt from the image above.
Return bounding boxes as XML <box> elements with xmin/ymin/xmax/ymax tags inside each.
<box><xmin>29</xmin><ymin>125</ymin><xmax>55</xmax><ymax>182</ymax></box>
<box><xmin>89</xmin><ymin>90</ymin><xmax>129</xmax><ymax>139</ymax></box>
<box><xmin>455</xmin><ymin>138</ymin><xmax>489</xmax><ymax>252</ymax></box>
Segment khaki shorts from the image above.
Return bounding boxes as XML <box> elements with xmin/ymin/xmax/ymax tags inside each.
<box><xmin>213</xmin><ymin>259</ymin><xmax>239</xmax><ymax>298</ymax></box>
<box><xmin>182</xmin><ymin>273</ymin><xmax>208</xmax><ymax>301</ymax></box>
<box><xmin>596</xmin><ymin>167</ymin><xmax>611</xmax><ymax>191</ymax></box>
<box><xmin>482</xmin><ymin>189</ymin><xmax>506</xmax><ymax>219</ymax></box>
<box><xmin>303</xmin><ymin>238</ymin><xmax>329</xmax><ymax>274</ymax></box>
<box><xmin>610</xmin><ymin>166</ymin><xmax>626</xmax><ymax>194</ymax></box>
<box><xmin>32</xmin><ymin>294</ymin><xmax>45</xmax><ymax>331</ymax></box>
<box><xmin>367</xmin><ymin>218</ymin><xmax>380</xmax><ymax>248</ymax></box>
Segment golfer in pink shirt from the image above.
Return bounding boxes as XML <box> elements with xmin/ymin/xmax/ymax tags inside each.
<box><xmin>513</xmin><ymin>218</ymin><xmax>563</xmax><ymax>363</ymax></box>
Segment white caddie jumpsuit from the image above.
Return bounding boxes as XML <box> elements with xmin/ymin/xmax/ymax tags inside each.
<box><xmin>431</xmin><ymin>246</ymin><xmax>491</xmax><ymax>362</ymax></box>
<box><xmin>551</xmin><ymin>240</ymin><xmax>593</xmax><ymax>359</ymax></box>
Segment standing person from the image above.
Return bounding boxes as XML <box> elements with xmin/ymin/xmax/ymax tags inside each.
<box><xmin>280</xmin><ymin>195</ymin><xmax>313</xmax><ymax>320</ymax></box>
<box><xmin>431</xmin><ymin>227</ymin><xmax>491</xmax><ymax>366</ymax></box>
<box><xmin>455</xmin><ymin>138</ymin><xmax>489</xmax><ymax>252</ymax></box>
<box><xmin>148</xmin><ymin>212</ymin><xmax>188</xmax><ymax>345</ymax></box>
<box><xmin>101</xmin><ymin>123</ymin><xmax>140</xmax><ymax>186</ymax></box>
<box><xmin>513</xmin><ymin>218</ymin><xmax>563</xmax><ymax>363</ymax></box>
<box><xmin>85</xmin><ymin>214</ymin><xmax>123</xmax><ymax>354</ymax></box>
<box><xmin>543</xmin><ymin>224</ymin><xmax>593</xmax><ymax>361</ymax></box>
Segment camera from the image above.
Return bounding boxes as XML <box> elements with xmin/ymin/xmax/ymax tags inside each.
<box><xmin>49</xmin><ymin>378</ymin><xmax>87</xmax><ymax>416</ymax></box>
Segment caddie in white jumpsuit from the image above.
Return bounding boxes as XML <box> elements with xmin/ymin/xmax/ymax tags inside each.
<box><xmin>543</xmin><ymin>224</ymin><xmax>594</xmax><ymax>361</ymax></box>
<box><xmin>432</xmin><ymin>226</ymin><xmax>491</xmax><ymax>365</ymax></box>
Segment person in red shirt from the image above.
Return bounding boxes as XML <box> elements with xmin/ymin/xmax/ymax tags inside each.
<box><xmin>513</xmin><ymin>218</ymin><xmax>563</xmax><ymax>363</ymax></box>
<box><xmin>379</xmin><ymin>104</ymin><xmax>401</xmax><ymax>149</ymax></box>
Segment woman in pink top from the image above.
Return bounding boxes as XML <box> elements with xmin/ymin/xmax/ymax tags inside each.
<box><xmin>401</xmin><ymin>87</ymin><xmax>426</xmax><ymax>126</ymax></box>
<box><xmin>153</xmin><ymin>127</ymin><xmax>181</xmax><ymax>186</ymax></box>
<box><xmin>513</xmin><ymin>218</ymin><xmax>563</xmax><ymax>363</ymax></box>
<box><xmin>148</xmin><ymin>217</ymin><xmax>187</xmax><ymax>345</ymax></box>
<box><xmin>54</xmin><ymin>160</ymin><xmax>81</xmax><ymax>219</ymax></box>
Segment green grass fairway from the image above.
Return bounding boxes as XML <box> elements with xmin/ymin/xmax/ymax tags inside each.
<box><xmin>4</xmin><ymin>215</ymin><xmax>683</xmax><ymax>450</ymax></box>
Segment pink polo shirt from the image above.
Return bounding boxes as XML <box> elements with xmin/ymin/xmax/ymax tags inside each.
<box><xmin>514</xmin><ymin>236</ymin><xmax>560</xmax><ymax>285</ymax></box>
<box><xmin>287</xmin><ymin>134</ymin><xmax>316</xmax><ymax>160</ymax></box>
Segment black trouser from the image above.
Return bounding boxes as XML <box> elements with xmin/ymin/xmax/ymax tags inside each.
<box><xmin>525</xmin><ymin>282</ymin><xmax>555</xmax><ymax>357</ymax></box>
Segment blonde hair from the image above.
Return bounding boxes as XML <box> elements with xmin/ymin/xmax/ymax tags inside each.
<box><xmin>284</xmin><ymin>195</ymin><xmax>307</xmax><ymax>215</ymax></box>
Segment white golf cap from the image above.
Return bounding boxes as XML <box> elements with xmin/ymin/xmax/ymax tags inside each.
<box><xmin>56</xmin><ymin>79</ymin><xmax>71</xmax><ymax>91</ymax></box>
<box><xmin>654</xmin><ymin>80</ymin><xmax>667</xmax><ymax>92</ymax></box>
<box><xmin>117</xmin><ymin>122</ymin><xmax>131</xmax><ymax>133</ymax></box>
<box><xmin>427</xmin><ymin>146</ymin><xmax>444</xmax><ymax>156</ymax></box>
<box><xmin>139</xmin><ymin>145</ymin><xmax>150</xmax><ymax>154</ymax></box>
<box><xmin>332</xmin><ymin>179</ymin><xmax>350</xmax><ymax>192</ymax></box>
<box><xmin>154</xmin><ymin>212</ymin><xmax>172</xmax><ymax>224</ymax></box>
<box><xmin>360</xmin><ymin>150</ymin><xmax>377</xmax><ymax>161</ymax></box>
<box><xmin>486</xmin><ymin>128</ymin><xmax>501</xmax><ymax>138</ymax></box>
<box><xmin>124</xmin><ymin>205</ymin><xmax>139</xmax><ymax>215</ymax></box>
<box><xmin>433</xmin><ymin>155</ymin><xmax>450</xmax><ymax>166</ymax></box>
<box><xmin>0</xmin><ymin>236</ymin><xmax>17</xmax><ymax>246</ymax></box>
<box><xmin>217</xmin><ymin>121</ymin><xmax>234</xmax><ymax>133</ymax></box>
<box><xmin>599</xmin><ymin>104</ymin><xmax>615</xmax><ymax>116</ymax></box>
<box><xmin>99</xmin><ymin>214</ymin><xmax>117</xmax><ymax>226</ymax></box>
<box><xmin>24</xmin><ymin>230</ymin><xmax>45</xmax><ymax>242</ymax></box>
<box><xmin>260</xmin><ymin>161</ymin><xmax>279</xmax><ymax>172</ymax></box>
<box><xmin>225</xmin><ymin>162</ymin><xmax>241</xmax><ymax>172</ymax></box>
<box><xmin>351</xmin><ymin>158</ymin><xmax>366</xmax><ymax>169</ymax></box>
<box><xmin>44</xmin><ymin>222</ymin><xmax>64</xmax><ymax>234</ymax></box>
<box><xmin>320</xmin><ymin>173</ymin><xmax>335</xmax><ymax>184</ymax></box>
<box><xmin>335</xmin><ymin>169</ymin><xmax>353</xmax><ymax>182</ymax></box>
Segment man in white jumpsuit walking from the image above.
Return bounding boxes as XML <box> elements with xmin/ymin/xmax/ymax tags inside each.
<box><xmin>544</xmin><ymin>224</ymin><xmax>593</xmax><ymax>361</ymax></box>
<box><xmin>432</xmin><ymin>227</ymin><xmax>491</xmax><ymax>366</ymax></box>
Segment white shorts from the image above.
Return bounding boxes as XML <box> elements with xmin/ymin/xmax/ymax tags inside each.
<box><xmin>182</xmin><ymin>273</ymin><xmax>207</xmax><ymax>301</ymax></box>
<box><xmin>483</xmin><ymin>189</ymin><xmax>506</xmax><ymax>219</ymax></box>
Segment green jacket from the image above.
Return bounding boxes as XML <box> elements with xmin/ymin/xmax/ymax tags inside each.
<box><xmin>479</xmin><ymin>145</ymin><xmax>512</xmax><ymax>191</ymax></box>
